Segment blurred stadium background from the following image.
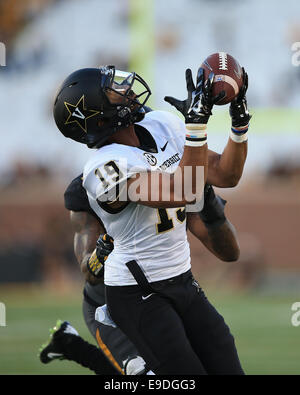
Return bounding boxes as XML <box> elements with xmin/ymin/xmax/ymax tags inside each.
<box><xmin>0</xmin><ymin>0</ymin><xmax>300</xmax><ymax>375</ymax></box>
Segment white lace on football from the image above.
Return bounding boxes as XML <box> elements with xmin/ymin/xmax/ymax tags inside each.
<box><xmin>219</xmin><ymin>52</ymin><xmax>228</xmax><ymax>71</ymax></box>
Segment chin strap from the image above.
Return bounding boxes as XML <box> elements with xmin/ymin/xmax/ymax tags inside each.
<box><xmin>86</xmin><ymin>107</ymin><xmax>146</xmax><ymax>148</ymax></box>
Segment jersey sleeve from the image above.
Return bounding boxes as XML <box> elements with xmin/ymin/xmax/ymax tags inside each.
<box><xmin>83</xmin><ymin>145</ymin><xmax>148</xmax><ymax>203</ymax></box>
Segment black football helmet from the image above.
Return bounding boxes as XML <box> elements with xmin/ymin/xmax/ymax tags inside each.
<box><xmin>53</xmin><ymin>66</ymin><xmax>151</xmax><ymax>148</ymax></box>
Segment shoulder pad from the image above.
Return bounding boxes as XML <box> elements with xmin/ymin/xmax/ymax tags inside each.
<box><xmin>64</xmin><ymin>174</ymin><xmax>93</xmax><ymax>213</ymax></box>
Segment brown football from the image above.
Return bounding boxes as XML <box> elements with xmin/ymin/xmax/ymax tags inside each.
<box><xmin>201</xmin><ymin>52</ymin><xmax>243</xmax><ymax>105</ymax></box>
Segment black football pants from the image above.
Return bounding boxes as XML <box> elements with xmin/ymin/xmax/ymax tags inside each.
<box><xmin>106</xmin><ymin>270</ymin><xmax>244</xmax><ymax>375</ymax></box>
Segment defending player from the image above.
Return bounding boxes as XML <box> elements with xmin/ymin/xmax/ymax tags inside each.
<box><xmin>39</xmin><ymin>181</ymin><xmax>240</xmax><ymax>375</ymax></box>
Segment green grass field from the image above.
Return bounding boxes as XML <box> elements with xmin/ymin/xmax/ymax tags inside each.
<box><xmin>0</xmin><ymin>285</ymin><xmax>299</xmax><ymax>375</ymax></box>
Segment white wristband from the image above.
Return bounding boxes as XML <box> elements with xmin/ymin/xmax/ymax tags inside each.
<box><xmin>230</xmin><ymin>130</ymin><xmax>248</xmax><ymax>143</ymax></box>
<box><xmin>185</xmin><ymin>124</ymin><xmax>207</xmax><ymax>147</ymax></box>
<box><xmin>185</xmin><ymin>139</ymin><xmax>207</xmax><ymax>147</ymax></box>
<box><xmin>186</xmin><ymin>123</ymin><xmax>207</xmax><ymax>132</ymax></box>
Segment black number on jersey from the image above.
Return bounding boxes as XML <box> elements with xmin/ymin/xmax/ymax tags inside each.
<box><xmin>95</xmin><ymin>161</ymin><xmax>124</xmax><ymax>191</ymax></box>
<box><xmin>95</xmin><ymin>168</ymin><xmax>109</xmax><ymax>190</ymax></box>
<box><xmin>105</xmin><ymin>161</ymin><xmax>123</xmax><ymax>183</ymax></box>
<box><xmin>176</xmin><ymin>208</ymin><xmax>186</xmax><ymax>223</ymax></box>
<box><xmin>156</xmin><ymin>208</ymin><xmax>186</xmax><ymax>234</ymax></box>
<box><xmin>156</xmin><ymin>208</ymin><xmax>173</xmax><ymax>233</ymax></box>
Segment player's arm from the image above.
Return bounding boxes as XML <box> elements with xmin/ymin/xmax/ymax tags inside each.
<box><xmin>207</xmin><ymin>143</ymin><xmax>247</xmax><ymax>188</ymax></box>
<box><xmin>126</xmin><ymin>143</ymin><xmax>207</xmax><ymax>208</ymax></box>
<box><xmin>71</xmin><ymin>210</ymin><xmax>114</xmax><ymax>285</ymax></box>
<box><xmin>70</xmin><ymin>210</ymin><xmax>104</xmax><ymax>285</ymax></box>
<box><xmin>187</xmin><ymin>185</ymin><xmax>240</xmax><ymax>262</ymax></box>
<box><xmin>125</xmin><ymin>68</ymin><xmax>225</xmax><ymax>209</ymax></box>
<box><xmin>207</xmin><ymin>69</ymin><xmax>251</xmax><ymax>188</ymax></box>
<box><xmin>65</xmin><ymin>175</ymin><xmax>114</xmax><ymax>284</ymax></box>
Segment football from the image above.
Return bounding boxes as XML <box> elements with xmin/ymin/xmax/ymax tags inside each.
<box><xmin>201</xmin><ymin>52</ymin><xmax>243</xmax><ymax>105</ymax></box>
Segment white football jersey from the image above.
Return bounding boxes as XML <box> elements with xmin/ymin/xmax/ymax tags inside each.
<box><xmin>83</xmin><ymin>110</ymin><xmax>191</xmax><ymax>285</ymax></box>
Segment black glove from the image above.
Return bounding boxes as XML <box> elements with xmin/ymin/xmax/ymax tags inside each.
<box><xmin>164</xmin><ymin>68</ymin><xmax>225</xmax><ymax>125</ymax></box>
<box><xmin>198</xmin><ymin>184</ymin><xmax>227</xmax><ymax>229</ymax></box>
<box><xmin>87</xmin><ymin>234</ymin><xmax>114</xmax><ymax>278</ymax></box>
<box><xmin>230</xmin><ymin>68</ymin><xmax>251</xmax><ymax>129</ymax></box>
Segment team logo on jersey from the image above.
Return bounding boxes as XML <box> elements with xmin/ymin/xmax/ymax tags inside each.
<box><xmin>64</xmin><ymin>95</ymin><xmax>100</xmax><ymax>133</ymax></box>
<box><xmin>143</xmin><ymin>153</ymin><xmax>157</xmax><ymax>166</ymax></box>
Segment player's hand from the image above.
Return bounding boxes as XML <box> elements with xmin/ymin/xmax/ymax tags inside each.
<box><xmin>87</xmin><ymin>234</ymin><xmax>114</xmax><ymax>278</ymax></box>
<box><xmin>230</xmin><ymin>68</ymin><xmax>251</xmax><ymax>128</ymax></box>
<box><xmin>164</xmin><ymin>68</ymin><xmax>225</xmax><ymax>124</ymax></box>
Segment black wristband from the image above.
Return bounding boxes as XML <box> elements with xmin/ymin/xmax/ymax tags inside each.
<box><xmin>198</xmin><ymin>185</ymin><xmax>227</xmax><ymax>229</ymax></box>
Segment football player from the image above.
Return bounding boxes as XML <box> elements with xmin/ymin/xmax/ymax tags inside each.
<box><xmin>51</xmin><ymin>65</ymin><xmax>250</xmax><ymax>375</ymax></box>
<box><xmin>39</xmin><ymin>182</ymin><xmax>240</xmax><ymax>375</ymax></box>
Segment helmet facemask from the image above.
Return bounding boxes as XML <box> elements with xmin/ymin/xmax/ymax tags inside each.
<box><xmin>105</xmin><ymin>67</ymin><xmax>151</xmax><ymax>113</ymax></box>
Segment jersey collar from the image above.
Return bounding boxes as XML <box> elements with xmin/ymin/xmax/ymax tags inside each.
<box><xmin>134</xmin><ymin>125</ymin><xmax>158</xmax><ymax>153</ymax></box>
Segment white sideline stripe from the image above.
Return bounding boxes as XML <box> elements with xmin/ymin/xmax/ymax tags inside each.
<box><xmin>214</xmin><ymin>74</ymin><xmax>239</xmax><ymax>95</ymax></box>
